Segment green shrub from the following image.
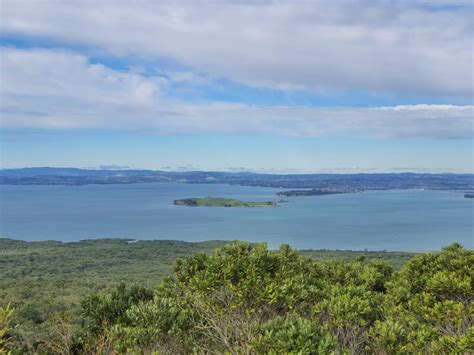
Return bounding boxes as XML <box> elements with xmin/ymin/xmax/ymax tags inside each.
<box><xmin>3</xmin><ymin>240</ymin><xmax>472</xmax><ymax>353</ymax></box>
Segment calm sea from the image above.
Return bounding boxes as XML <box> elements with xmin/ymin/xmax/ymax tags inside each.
<box><xmin>0</xmin><ymin>183</ymin><xmax>472</xmax><ymax>251</ymax></box>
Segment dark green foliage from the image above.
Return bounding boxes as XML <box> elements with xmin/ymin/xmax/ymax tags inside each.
<box><xmin>0</xmin><ymin>238</ymin><xmax>227</xmax><ymax>353</ymax></box>
<box><xmin>371</xmin><ymin>243</ymin><xmax>474</xmax><ymax>353</ymax></box>
<box><xmin>71</xmin><ymin>242</ymin><xmax>472</xmax><ymax>354</ymax></box>
<box><xmin>2</xmin><ymin>238</ymin><xmax>470</xmax><ymax>353</ymax></box>
<box><xmin>251</xmin><ymin>314</ymin><xmax>337</xmax><ymax>353</ymax></box>
<box><xmin>300</xmin><ymin>248</ymin><xmax>415</xmax><ymax>270</ymax></box>
<box><xmin>81</xmin><ymin>283</ymin><xmax>154</xmax><ymax>337</ymax></box>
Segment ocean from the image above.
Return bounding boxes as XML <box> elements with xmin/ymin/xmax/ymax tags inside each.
<box><xmin>1</xmin><ymin>183</ymin><xmax>472</xmax><ymax>251</ymax></box>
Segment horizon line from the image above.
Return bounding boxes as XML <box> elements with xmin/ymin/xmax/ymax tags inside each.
<box><xmin>1</xmin><ymin>166</ymin><xmax>473</xmax><ymax>175</ymax></box>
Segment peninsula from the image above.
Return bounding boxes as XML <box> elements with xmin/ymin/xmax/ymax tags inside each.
<box><xmin>276</xmin><ymin>189</ymin><xmax>353</xmax><ymax>197</ymax></box>
<box><xmin>173</xmin><ymin>197</ymin><xmax>278</xmax><ymax>207</ymax></box>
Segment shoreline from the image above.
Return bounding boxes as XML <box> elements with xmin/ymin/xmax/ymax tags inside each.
<box><xmin>0</xmin><ymin>237</ymin><xmax>457</xmax><ymax>254</ymax></box>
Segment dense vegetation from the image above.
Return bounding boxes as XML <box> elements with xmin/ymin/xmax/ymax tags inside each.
<box><xmin>173</xmin><ymin>197</ymin><xmax>278</xmax><ymax>207</ymax></box>
<box><xmin>0</xmin><ymin>238</ymin><xmax>226</xmax><ymax>352</ymax></box>
<box><xmin>1</xmin><ymin>239</ymin><xmax>471</xmax><ymax>353</ymax></box>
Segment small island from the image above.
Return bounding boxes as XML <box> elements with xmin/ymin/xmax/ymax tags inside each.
<box><xmin>276</xmin><ymin>189</ymin><xmax>353</xmax><ymax>197</ymax></box>
<box><xmin>464</xmin><ymin>193</ymin><xmax>474</xmax><ymax>199</ymax></box>
<box><xmin>173</xmin><ymin>197</ymin><xmax>279</xmax><ymax>207</ymax></box>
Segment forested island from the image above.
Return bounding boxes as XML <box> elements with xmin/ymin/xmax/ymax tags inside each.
<box><xmin>464</xmin><ymin>193</ymin><xmax>474</xmax><ymax>198</ymax></box>
<box><xmin>173</xmin><ymin>197</ymin><xmax>278</xmax><ymax>207</ymax></box>
<box><xmin>1</xmin><ymin>238</ymin><xmax>472</xmax><ymax>354</ymax></box>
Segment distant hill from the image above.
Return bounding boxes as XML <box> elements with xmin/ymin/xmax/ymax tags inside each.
<box><xmin>1</xmin><ymin>167</ymin><xmax>473</xmax><ymax>191</ymax></box>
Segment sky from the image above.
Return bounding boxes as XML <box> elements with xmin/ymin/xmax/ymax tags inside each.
<box><xmin>0</xmin><ymin>0</ymin><xmax>473</xmax><ymax>173</ymax></box>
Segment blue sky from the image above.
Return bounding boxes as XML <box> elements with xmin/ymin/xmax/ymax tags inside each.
<box><xmin>0</xmin><ymin>1</ymin><xmax>473</xmax><ymax>172</ymax></box>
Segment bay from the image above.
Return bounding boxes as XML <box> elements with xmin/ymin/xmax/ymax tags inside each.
<box><xmin>0</xmin><ymin>183</ymin><xmax>472</xmax><ymax>251</ymax></box>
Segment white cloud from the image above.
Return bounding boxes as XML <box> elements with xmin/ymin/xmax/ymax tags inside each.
<box><xmin>1</xmin><ymin>48</ymin><xmax>472</xmax><ymax>138</ymax></box>
<box><xmin>1</xmin><ymin>48</ymin><xmax>162</xmax><ymax>105</ymax></box>
<box><xmin>1</xmin><ymin>0</ymin><xmax>472</xmax><ymax>97</ymax></box>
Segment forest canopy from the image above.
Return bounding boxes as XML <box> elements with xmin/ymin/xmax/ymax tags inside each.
<box><xmin>1</xmin><ymin>240</ymin><xmax>472</xmax><ymax>354</ymax></box>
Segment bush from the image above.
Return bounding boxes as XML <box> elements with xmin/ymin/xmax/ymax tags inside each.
<box><xmin>6</xmin><ymin>241</ymin><xmax>473</xmax><ymax>353</ymax></box>
<box><xmin>0</xmin><ymin>304</ymin><xmax>15</xmax><ymax>354</ymax></box>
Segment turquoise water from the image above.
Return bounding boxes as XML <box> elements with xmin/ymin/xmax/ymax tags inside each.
<box><xmin>0</xmin><ymin>183</ymin><xmax>472</xmax><ymax>251</ymax></box>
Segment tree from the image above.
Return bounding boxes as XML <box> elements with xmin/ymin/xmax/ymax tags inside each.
<box><xmin>371</xmin><ymin>243</ymin><xmax>474</xmax><ymax>353</ymax></box>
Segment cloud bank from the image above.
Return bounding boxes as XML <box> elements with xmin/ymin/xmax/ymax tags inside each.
<box><xmin>1</xmin><ymin>0</ymin><xmax>472</xmax><ymax>97</ymax></box>
<box><xmin>1</xmin><ymin>48</ymin><xmax>472</xmax><ymax>139</ymax></box>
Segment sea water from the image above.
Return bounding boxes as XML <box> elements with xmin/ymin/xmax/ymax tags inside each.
<box><xmin>1</xmin><ymin>183</ymin><xmax>472</xmax><ymax>251</ymax></box>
